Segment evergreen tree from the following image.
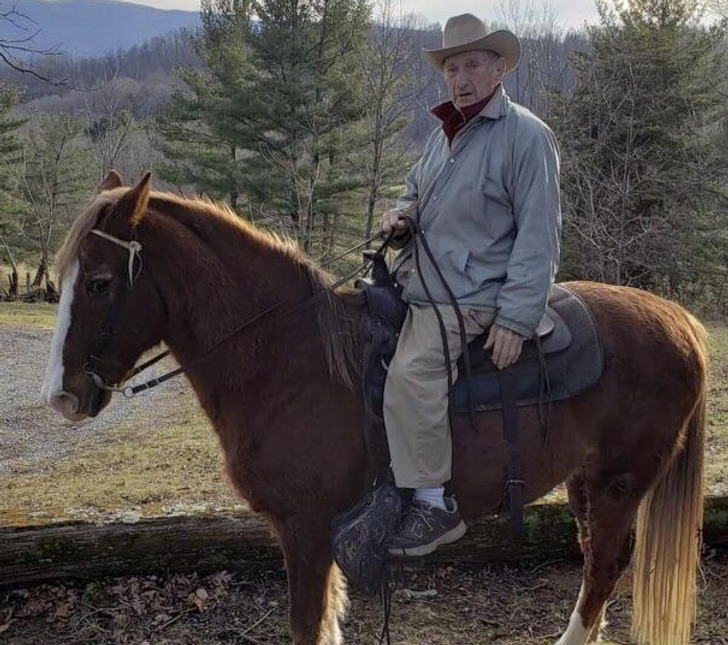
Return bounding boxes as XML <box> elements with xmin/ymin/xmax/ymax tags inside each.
<box><xmin>550</xmin><ymin>0</ymin><xmax>728</xmax><ymax>295</ymax></box>
<box><xmin>157</xmin><ymin>0</ymin><xmax>255</xmax><ymax>204</ymax></box>
<box><xmin>158</xmin><ymin>0</ymin><xmax>372</xmax><ymax>255</ymax></box>
<box><xmin>0</xmin><ymin>89</ymin><xmax>23</xmax><ymax>205</ymax></box>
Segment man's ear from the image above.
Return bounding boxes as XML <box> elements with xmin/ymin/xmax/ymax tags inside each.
<box><xmin>116</xmin><ymin>171</ymin><xmax>152</xmax><ymax>227</ymax></box>
<box><xmin>99</xmin><ymin>169</ymin><xmax>124</xmax><ymax>191</ymax></box>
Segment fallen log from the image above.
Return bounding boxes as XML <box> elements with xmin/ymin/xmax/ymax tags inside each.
<box><xmin>1</xmin><ymin>498</ymin><xmax>727</xmax><ymax>588</ymax></box>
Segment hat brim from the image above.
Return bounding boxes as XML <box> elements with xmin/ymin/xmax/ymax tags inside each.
<box><xmin>423</xmin><ymin>30</ymin><xmax>521</xmax><ymax>73</ymax></box>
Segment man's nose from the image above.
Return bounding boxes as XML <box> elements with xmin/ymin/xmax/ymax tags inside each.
<box><xmin>455</xmin><ymin>76</ymin><xmax>469</xmax><ymax>90</ymax></box>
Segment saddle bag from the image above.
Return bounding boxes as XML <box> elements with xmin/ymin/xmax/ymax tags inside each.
<box><xmin>331</xmin><ymin>471</ymin><xmax>402</xmax><ymax>595</ymax></box>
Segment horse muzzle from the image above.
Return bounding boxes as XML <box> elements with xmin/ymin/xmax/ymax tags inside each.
<box><xmin>47</xmin><ymin>378</ymin><xmax>111</xmax><ymax>421</ymax></box>
<box><xmin>48</xmin><ymin>391</ymin><xmax>87</xmax><ymax>421</ymax></box>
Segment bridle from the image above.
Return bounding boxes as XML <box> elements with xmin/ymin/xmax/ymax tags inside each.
<box><xmin>83</xmin><ymin>227</ymin><xmax>395</xmax><ymax>398</ymax></box>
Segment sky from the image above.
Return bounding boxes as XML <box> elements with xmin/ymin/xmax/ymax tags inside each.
<box><xmin>123</xmin><ymin>0</ymin><xmax>603</xmax><ymax>31</ymax></box>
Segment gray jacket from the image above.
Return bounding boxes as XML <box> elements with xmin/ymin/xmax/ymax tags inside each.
<box><xmin>393</xmin><ymin>85</ymin><xmax>561</xmax><ymax>337</ymax></box>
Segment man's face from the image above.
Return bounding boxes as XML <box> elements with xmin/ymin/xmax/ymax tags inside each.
<box><xmin>443</xmin><ymin>50</ymin><xmax>505</xmax><ymax>109</ymax></box>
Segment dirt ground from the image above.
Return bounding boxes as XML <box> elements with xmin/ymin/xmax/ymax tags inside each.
<box><xmin>2</xmin><ymin>551</ymin><xmax>728</xmax><ymax>645</ymax></box>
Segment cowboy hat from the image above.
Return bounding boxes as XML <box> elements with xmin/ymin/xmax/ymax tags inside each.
<box><xmin>424</xmin><ymin>13</ymin><xmax>521</xmax><ymax>72</ymax></box>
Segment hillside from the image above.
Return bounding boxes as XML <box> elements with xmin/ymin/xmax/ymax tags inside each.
<box><xmin>4</xmin><ymin>0</ymin><xmax>200</xmax><ymax>58</ymax></box>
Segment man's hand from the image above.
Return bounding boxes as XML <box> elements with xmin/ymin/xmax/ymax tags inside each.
<box><xmin>379</xmin><ymin>208</ymin><xmax>410</xmax><ymax>238</ymax></box>
<box><xmin>484</xmin><ymin>324</ymin><xmax>525</xmax><ymax>370</ymax></box>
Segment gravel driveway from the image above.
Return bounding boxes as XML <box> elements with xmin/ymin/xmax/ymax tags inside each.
<box><xmin>0</xmin><ymin>325</ymin><xmax>187</xmax><ymax>472</ymax></box>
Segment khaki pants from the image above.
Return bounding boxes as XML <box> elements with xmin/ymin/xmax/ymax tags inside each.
<box><xmin>383</xmin><ymin>304</ymin><xmax>496</xmax><ymax>488</ymax></box>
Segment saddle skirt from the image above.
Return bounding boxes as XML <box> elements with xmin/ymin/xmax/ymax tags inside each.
<box><xmin>450</xmin><ymin>284</ymin><xmax>604</xmax><ymax>412</ymax></box>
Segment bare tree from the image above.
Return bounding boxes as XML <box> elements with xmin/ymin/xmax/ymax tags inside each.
<box><xmin>358</xmin><ymin>2</ymin><xmax>434</xmax><ymax>242</ymax></box>
<box><xmin>0</xmin><ymin>3</ymin><xmax>67</xmax><ymax>84</ymax></box>
<box><xmin>16</xmin><ymin>113</ymin><xmax>93</xmax><ymax>289</ymax></box>
<box><xmin>495</xmin><ymin>0</ymin><xmax>568</xmax><ymax>115</ymax></box>
<box><xmin>83</xmin><ymin>68</ymin><xmax>148</xmax><ymax>179</ymax></box>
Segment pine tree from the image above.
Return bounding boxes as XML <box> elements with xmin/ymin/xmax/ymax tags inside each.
<box><xmin>554</xmin><ymin>0</ymin><xmax>725</xmax><ymax>293</ymax></box>
<box><xmin>158</xmin><ymin>0</ymin><xmax>373</xmax><ymax>256</ymax></box>
<box><xmin>0</xmin><ymin>86</ymin><xmax>26</xmax><ymax>298</ymax></box>
<box><xmin>156</xmin><ymin>0</ymin><xmax>256</xmax><ymax>205</ymax></box>
<box><xmin>550</xmin><ymin>0</ymin><xmax>728</xmax><ymax>294</ymax></box>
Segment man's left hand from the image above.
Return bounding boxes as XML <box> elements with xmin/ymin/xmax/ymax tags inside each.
<box><xmin>484</xmin><ymin>324</ymin><xmax>524</xmax><ymax>370</ymax></box>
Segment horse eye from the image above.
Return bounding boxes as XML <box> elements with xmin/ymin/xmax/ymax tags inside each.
<box><xmin>86</xmin><ymin>277</ymin><xmax>111</xmax><ymax>298</ymax></box>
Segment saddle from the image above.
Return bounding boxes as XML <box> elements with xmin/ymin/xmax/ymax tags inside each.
<box><xmin>358</xmin><ymin>264</ymin><xmax>604</xmax><ymax>422</ymax></box>
<box><xmin>450</xmin><ymin>284</ymin><xmax>604</xmax><ymax>412</ymax></box>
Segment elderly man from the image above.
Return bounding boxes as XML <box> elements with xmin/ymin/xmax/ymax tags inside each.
<box><xmin>381</xmin><ymin>13</ymin><xmax>562</xmax><ymax>556</ymax></box>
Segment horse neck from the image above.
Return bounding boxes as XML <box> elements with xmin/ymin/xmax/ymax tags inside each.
<box><xmin>141</xmin><ymin>205</ymin><xmax>362</xmax><ymax>389</ymax></box>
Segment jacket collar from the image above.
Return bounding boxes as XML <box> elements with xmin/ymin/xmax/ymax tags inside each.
<box><xmin>430</xmin><ymin>83</ymin><xmax>508</xmax><ymax>124</ymax></box>
<box><xmin>479</xmin><ymin>84</ymin><xmax>508</xmax><ymax>119</ymax></box>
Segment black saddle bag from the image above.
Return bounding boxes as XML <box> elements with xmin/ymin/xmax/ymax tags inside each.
<box><xmin>331</xmin><ymin>471</ymin><xmax>402</xmax><ymax>595</ymax></box>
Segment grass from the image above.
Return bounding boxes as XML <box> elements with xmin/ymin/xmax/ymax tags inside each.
<box><xmin>706</xmin><ymin>322</ymin><xmax>728</xmax><ymax>495</ymax></box>
<box><xmin>1</xmin><ymin>302</ymin><xmax>727</xmax><ymax>527</ymax></box>
<box><xmin>0</xmin><ymin>394</ymin><xmax>243</xmax><ymax>526</ymax></box>
<box><xmin>0</xmin><ymin>301</ymin><xmax>57</xmax><ymax>329</ymax></box>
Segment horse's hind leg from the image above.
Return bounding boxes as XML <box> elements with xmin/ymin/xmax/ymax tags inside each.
<box><xmin>559</xmin><ymin>472</ymin><xmax>605</xmax><ymax>643</ymax></box>
<box><xmin>556</xmin><ymin>471</ymin><xmax>639</xmax><ymax>645</ymax></box>
<box><xmin>278</xmin><ymin>517</ymin><xmax>348</xmax><ymax>645</ymax></box>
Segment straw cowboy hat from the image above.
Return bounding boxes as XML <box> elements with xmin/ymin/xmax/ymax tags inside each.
<box><xmin>424</xmin><ymin>13</ymin><xmax>521</xmax><ymax>72</ymax></box>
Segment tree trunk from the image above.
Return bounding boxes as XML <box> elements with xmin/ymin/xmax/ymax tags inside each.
<box><xmin>1</xmin><ymin>498</ymin><xmax>727</xmax><ymax>588</ymax></box>
<box><xmin>7</xmin><ymin>270</ymin><xmax>18</xmax><ymax>300</ymax></box>
<box><xmin>31</xmin><ymin>260</ymin><xmax>47</xmax><ymax>289</ymax></box>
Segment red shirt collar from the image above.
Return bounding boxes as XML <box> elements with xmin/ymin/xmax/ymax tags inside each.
<box><xmin>431</xmin><ymin>92</ymin><xmax>495</xmax><ymax>144</ymax></box>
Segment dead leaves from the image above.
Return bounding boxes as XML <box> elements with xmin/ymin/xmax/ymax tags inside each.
<box><xmin>0</xmin><ymin>570</ymin><xmax>234</xmax><ymax>642</ymax></box>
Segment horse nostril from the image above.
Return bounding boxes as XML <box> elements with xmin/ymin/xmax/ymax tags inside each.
<box><xmin>49</xmin><ymin>392</ymin><xmax>80</xmax><ymax>418</ymax></box>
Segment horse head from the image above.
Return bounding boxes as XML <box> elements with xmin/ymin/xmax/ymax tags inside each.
<box><xmin>41</xmin><ymin>171</ymin><xmax>167</xmax><ymax>421</ymax></box>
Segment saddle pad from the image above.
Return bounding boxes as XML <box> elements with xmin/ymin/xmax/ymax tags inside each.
<box><xmin>450</xmin><ymin>285</ymin><xmax>604</xmax><ymax>412</ymax></box>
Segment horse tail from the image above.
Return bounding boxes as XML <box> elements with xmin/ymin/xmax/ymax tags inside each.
<box><xmin>631</xmin><ymin>313</ymin><xmax>707</xmax><ymax>645</ymax></box>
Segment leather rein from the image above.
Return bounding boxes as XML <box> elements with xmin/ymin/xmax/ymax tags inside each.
<box><xmin>84</xmin><ymin>228</ymin><xmax>392</xmax><ymax>398</ymax></box>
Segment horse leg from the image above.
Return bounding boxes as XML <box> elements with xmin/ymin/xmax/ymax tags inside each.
<box><xmin>560</xmin><ymin>472</ymin><xmax>605</xmax><ymax>643</ymax></box>
<box><xmin>556</xmin><ymin>473</ymin><xmax>639</xmax><ymax>645</ymax></box>
<box><xmin>277</xmin><ymin>517</ymin><xmax>348</xmax><ymax>645</ymax></box>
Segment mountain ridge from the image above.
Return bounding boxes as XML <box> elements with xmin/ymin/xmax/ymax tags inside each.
<box><xmin>4</xmin><ymin>0</ymin><xmax>200</xmax><ymax>58</ymax></box>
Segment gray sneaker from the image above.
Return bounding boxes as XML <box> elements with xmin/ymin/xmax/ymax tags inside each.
<box><xmin>387</xmin><ymin>498</ymin><xmax>467</xmax><ymax>557</ymax></box>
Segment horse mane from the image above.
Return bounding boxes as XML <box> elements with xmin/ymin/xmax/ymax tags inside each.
<box><xmin>55</xmin><ymin>190</ymin><xmax>121</xmax><ymax>282</ymax></box>
<box><xmin>56</xmin><ymin>187</ymin><xmax>363</xmax><ymax>389</ymax></box>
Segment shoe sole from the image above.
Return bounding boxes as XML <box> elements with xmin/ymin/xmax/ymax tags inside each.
<box><xmin>388</xmin><ymin>520</ymin><xmax>467</xmax><ymax>558</ymax></box>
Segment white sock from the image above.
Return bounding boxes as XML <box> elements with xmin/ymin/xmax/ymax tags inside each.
<box><xmin>414</xmin><ymin>487</ymin><xmax>446</xmax><ymax>510</ymax></box>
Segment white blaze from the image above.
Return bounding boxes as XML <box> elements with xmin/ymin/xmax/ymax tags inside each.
<box><xmin>41</xmin><ymin>260</ymin><xmax>80</xmax><ymax>403</ymax></box>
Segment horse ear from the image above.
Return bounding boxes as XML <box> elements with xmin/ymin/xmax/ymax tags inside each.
<box><xmin>99</xmin><ymin>170</ymin><xmax>124</xmax><ymax>192</ymax></box>
<box><xmin>117</xmin><ymin>171</ymin><xmax>152</xmax><ymax>227</ymax></box>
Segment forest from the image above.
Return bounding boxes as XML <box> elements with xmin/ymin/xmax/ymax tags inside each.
<box><xmin>0</xmin><ymin>0</ymin><xmax>726</xmax><ymax>316</ymax></box>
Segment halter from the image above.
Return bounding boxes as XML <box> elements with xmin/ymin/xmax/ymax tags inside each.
<box><xmin>83</xmin><ymin>226</ymin><xmax>397</xmax><ymax>397</ymax></box>
<box><xmin>90</xmin><ymin>229</ymin><xmax>143</xmax><ymax>288</ymax></box>
<box><xmin>84</xmin><ymin>229</ymin><xmax>153</xmax><ymax>397</ymax></box>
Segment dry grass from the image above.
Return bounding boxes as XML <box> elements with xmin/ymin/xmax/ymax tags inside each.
<box><xmin>706</xmin><ymin>323</ymin><xmax>728</xmax><ymax>496</ymax></box>
<box><xmin>0</xmin><ymin>302</ymin><xmax>57</xmax><ymax>329</ymax></box>
<box><xmin>0</xmin><ymin>393</ymin><xmax>243</xmax><ymax>526</ymax></box>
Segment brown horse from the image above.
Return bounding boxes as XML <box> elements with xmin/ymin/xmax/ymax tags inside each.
<box><xmin>42</xmin><ymin>171</ymin><xmax>707</xmax><ymax>645</ymax></box>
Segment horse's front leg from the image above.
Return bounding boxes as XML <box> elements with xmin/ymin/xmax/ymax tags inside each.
<box><xmin>277</xmin><ymin>515</ymin><xmax>348</xmax><ymax>645</ymax></box>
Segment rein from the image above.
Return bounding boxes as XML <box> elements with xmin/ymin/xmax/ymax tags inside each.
<box><xmin>86</xmin><ymin>228</ymin><xmax>395</xmax><ymax>398</ymax></box>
